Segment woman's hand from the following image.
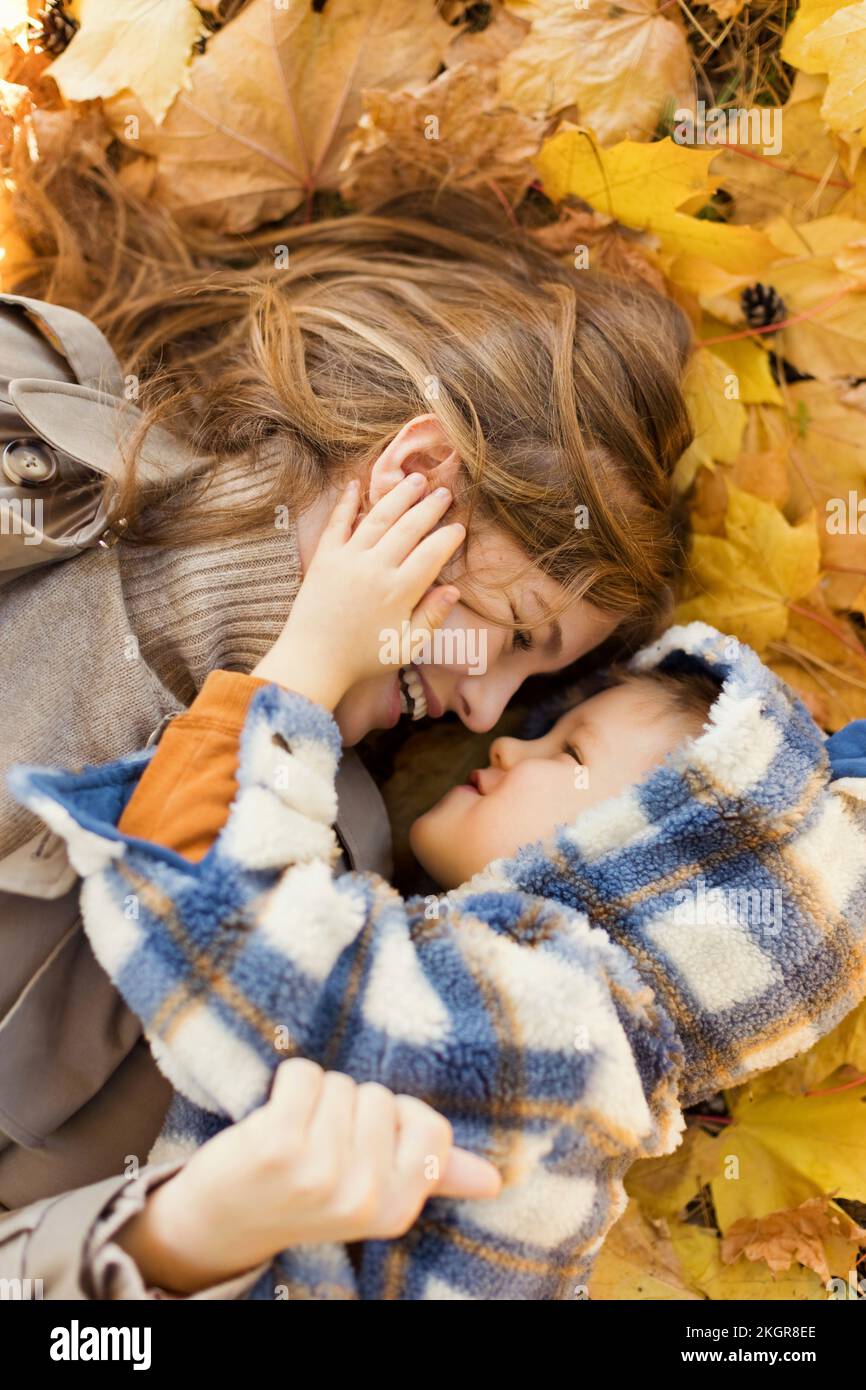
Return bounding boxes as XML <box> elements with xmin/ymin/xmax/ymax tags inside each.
<box><xmin>252</xmin><ymin>474</ymin><xmax>465</xmax><ymax>709</ymax></box>
<box><xmin>116</xmin><ymin>1059</ymin><xmax>501</xmax><ymax>1295</ymax></box>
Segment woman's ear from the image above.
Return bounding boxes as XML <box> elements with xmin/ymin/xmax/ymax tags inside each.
<box><xmin>367</xmin><ymin>414</ymin><xmax>461</xmax><ymax>505</ymax></box>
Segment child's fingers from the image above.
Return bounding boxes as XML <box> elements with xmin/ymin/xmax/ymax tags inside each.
<box><xmin>352</xmin><ymin>1082</ymin><xmax>398</xmax><ymax>1192</ymax></box>
<box><xmin>400</xmin><ymin>522</ymin><xmax>466</xmax><ymax>600</ymax></box>
<box><xmin>268</xmin><ymin>1057</ymin><xmax>326</xmax><ymax>1132</ymax></box>
<box><xmin>434</xmin><ymin>1147</ymin><xmax>502</xmax><ymax>1201</ymax></box>
<box><xmin>375</xmin><ymin>486</ymin><xmax>454</xmax><ymax>565</ymax></box>
<box><xmin>352</xmin><ymin>472</ymin><xmax>428</xmax><ymax>547</ymax></box>
<box><xmin>305</xmin><ymin>1070</ymin><xmax>357</xmax><ymax>1160</ymax></box>
<box><xmin>319</xmin><ymin>479</ymin><xmax>361</xmax><ymax>547</ymax></box>
<box><xmin>410</xmin><ymin>585</ymin><xmax>460</xmax><ymax>639</ymax></box>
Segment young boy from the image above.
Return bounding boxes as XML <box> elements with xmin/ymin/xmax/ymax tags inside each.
<box><xmin>12</xmin><ymin>490</ymin><xmax>866</xmax><ymax>1300</ymax></box>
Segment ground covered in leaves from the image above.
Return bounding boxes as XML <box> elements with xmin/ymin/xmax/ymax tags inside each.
<box><xmin>2</xmin><ymin>0</ymin><xmax>866</xmax><ymax>1300</ymax></box>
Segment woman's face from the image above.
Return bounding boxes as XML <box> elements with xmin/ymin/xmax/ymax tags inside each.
<box><xmin>333</xmin><ymin>526</ymin><xmax>619</xmax><ymax>746</ymax></box>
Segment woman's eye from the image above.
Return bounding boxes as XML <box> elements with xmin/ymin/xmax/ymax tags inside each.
<box><xmin>512</xmin><ymin>628</ymin><xmax>533</xmax><ymax>653</ymax></box>
<box><xmin>564</xmin><ymin>744</ymin><xmax>583</xmax><ymax>765</ymax></box>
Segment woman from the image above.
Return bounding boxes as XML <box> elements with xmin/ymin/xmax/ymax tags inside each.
<box><xmin>0</xmin><ymin>170</ymin><xmax>692</xmax><ymax>1297</ymax></box>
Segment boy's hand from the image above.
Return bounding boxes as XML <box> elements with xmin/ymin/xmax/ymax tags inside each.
<box><xmin>253</xmin><ymin>474</ymin><xmax>464</xmax><ymax>709</ymax></box>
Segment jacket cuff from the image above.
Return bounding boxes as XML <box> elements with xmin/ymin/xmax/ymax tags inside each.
<box><xmin>211</xmin><ymin>684</ymin><xmax>343</xmax><ymax>872</ymax></box>
<box><xmin>84</xmin><ymin>1161</ymin><xmax>269</xmax><ymax>1300</ymax></box>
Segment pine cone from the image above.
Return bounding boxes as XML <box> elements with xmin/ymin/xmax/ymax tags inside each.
<box><xmin>741</xmin><ymin>282</ymin><xmax>787</xmax><ymax>330</ymax></box>
<box><xmin>36</xmin><ymin>0</ymin><xmax>79</xmax><ymax>56</ymax></box>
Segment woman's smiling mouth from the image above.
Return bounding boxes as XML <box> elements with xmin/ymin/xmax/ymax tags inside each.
<box><xmin>398</xmin><ymin>665</ymin><xmax>427</xmax><ymax>720</ymax></box>
<box><xmin>397</xmin><ymin>664</ymin><xmax>443</xmax><ymax>721</ymax></box>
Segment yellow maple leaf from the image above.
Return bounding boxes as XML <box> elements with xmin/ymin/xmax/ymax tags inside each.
<box><xmin>781</xmin><ymin>0</ymin><xmax>858</xmax><ymax>67</ymax></box>
<box><xmin>49</xmin><ymin>0</ymin><xmax>204</xmax><ymax>125</ymax></box>
<box><xmin>786</xmin><ymin>0</ymin><xmax>866</xmax><ymax>140</ymax></box>
<box><xmin>626</xmin><ymin>1123</ymin><xmax>723</xmax><ymax>1220</ymax></box>
<box><xmin>536</xmin><ymin>131</ymin><xmax>776</xmax><ymax>275</ymax></box>
<box><xmin>588</xmin><ymin>1201</ymin><xmax>702</xmax><ymax>1301</ymax></box>
<box><xmin>698</xmin><ymin>323</ymin><xmax>783</xmax><ymax>406</ymax></box>
<box><xmin>755</xmin><ymin>216</ymin><xmax>866</xmax><ymax>381</ymax></box>
<box><xmin>710</xmin><ymin>1084</ymin><xmax>866</xmax><ymax>1229</ymax></box>
<box><xmin>673</xmin><ymin>348</ymin><xmax>746</xmax><ymax>493</ymax></box>
<box><xmin>783</xmin><ymin>378</ymin><xmax>866</xmax><ymax>609</ymax></box>
<box><xmin>498</xmin><ymin>0</ymin><xmax>695</xmax><ymax>145</ymax></box>
<box><xmin>675</xmin><ymin>484</ymin><xmax>821</xmax><ymax>650</ymax></box>
<box><xmin>712</xmin><ymin>78</ymin><xmax>866</xmax><ymax>226</ymax></box>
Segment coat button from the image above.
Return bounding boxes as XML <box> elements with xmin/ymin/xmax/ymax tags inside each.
<box><xmin>1</xmin><ymin>437</ymin><xmax>59</xmax><ymax>487</ymax></box>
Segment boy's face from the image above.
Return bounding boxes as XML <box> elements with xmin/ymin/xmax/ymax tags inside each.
<box><xmin>409</xmin><ymin>682</ymin><xmax>692</xmax><ymax>889</ymax></box>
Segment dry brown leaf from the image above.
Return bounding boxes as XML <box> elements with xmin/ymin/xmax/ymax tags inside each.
<box><xmin>697</xmin><ymin>0</ymin><xmax>747</xmax><ymax>16</ymax></box>
<box><xmin>672</xmin><ymin>1223</ymin><xmax>827</xmax><ymax>1299</ymax></box>
<box><xmin>444</xmin><ymin>1</ymin><xmax>530</xmax><ymax>68</ymax></box>
<box><xmin>529</xmin><ymin>204</ymin><xmax>667</xmax><ymax>291</ymax></box>
<box><xmin>105</xmin><ymin>0</ymin><xmax>453</xmax><ymax>232</ymax></box>
<box><xmin>116</xmin><ymin>152</ymin><xmax>157</xmax><ymax>201</ymax></box>
<box><xmin>721</xmin><ymin>1196</ymin><xmax>866</xmax><ymax>1282</ymax></box>
<box><xmin>2</xmin><ymin>40</ymin><xmax>61</xmax><ymax>106</ymax></box>
<box><xmin>339</xmin><ymin>64</ymin><xmax>545</xmax><ymax>210</ymax></box>
<box><xmin>498</xmin><ymin>0</ymin><xmax>695</xmax><ymax>144</ymax></box>
<box><xmin>24</xmin><ymin>90</ymin><xmax>109</xmax><ymax>156</ymax></box>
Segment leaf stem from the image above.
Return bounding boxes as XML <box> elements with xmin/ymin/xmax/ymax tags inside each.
<box><xmin>700</xmin><ymin>289</ymin><xmax>851</xmax><ymax>347</ymax></box>
<box><xmin>725</xmin><ymin>146</ymin><xmax>852</xmax><ymax>191</ymax></box>
<box><xmin>805</xmin><ymin>1074</ymin><xmax>866</xmax><ymax>1097</ymax></box>
<box><xmin>786</xmin><ymin>601</ymin><xmax>866</xmax><ymax>665</ymax></box>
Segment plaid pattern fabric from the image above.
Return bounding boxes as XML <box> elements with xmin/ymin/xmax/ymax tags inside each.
<box><xmin>505</xmin><ymin>623</ymin><xmax>866</xmax><ymax>1107</ymax></box>
<box><xmin>10</xmin><ymin>622</ymin><xmax>866</xmax><ymax>1299</ymax></box>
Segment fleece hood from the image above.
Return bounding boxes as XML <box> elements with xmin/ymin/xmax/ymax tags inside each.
<box><xmin>494</xmin><ymin>621</ymin><xmax>866</xmax><ymax>1106</ymax></box>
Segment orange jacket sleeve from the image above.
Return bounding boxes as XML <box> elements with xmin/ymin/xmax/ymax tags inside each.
<box><xmin>118</xmin><ymin>669</ymin><xmax>270</xmax><ymax>862</ymax></box>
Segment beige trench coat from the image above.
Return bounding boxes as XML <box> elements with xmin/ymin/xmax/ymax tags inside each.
<box><xmin>0</xmin><ymin>294</ymin><xmax>391</xmax><ymax>1298</ymax></box>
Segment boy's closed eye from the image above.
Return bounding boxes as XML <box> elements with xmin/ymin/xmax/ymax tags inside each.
<box><xmin>410</xmin><ymin>677</ymin><xmax>716</xmax><ymax>890</ymax></box>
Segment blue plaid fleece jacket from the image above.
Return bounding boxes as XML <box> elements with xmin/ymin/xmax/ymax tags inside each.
<box><xmin>10</xmin><ymin>623</ymin><xmax>866</xmax><ymax>1300</ymax></box>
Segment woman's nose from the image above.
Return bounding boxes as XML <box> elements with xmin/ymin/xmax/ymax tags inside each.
<box><xmin>456</xmin><ymin>671</ymin><xmax>522</xmax><ymax>734</ymax></box>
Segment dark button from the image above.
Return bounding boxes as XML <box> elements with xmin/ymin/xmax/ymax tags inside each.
<box><xmin>2</xmin><ymin>437</ymin><xmax>59</xmax><ymax>487</ymax></box>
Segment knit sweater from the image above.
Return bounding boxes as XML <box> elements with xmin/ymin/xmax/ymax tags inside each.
<box><xmin>0</xmin><ymin>451</ymin><xmax>300</xmax><ymax>861</ymax></box>
<box><xmin>10</xmin><ymin>622</ymin><xmax>866</xmax><ymax>1300</ymax></box>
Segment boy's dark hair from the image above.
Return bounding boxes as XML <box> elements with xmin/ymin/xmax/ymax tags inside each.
<box><xmin>608</xmin><ymin>662</ymin><xmax>722</xmax><ymax>737</ymax></box>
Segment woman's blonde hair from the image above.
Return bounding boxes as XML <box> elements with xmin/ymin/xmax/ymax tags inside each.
<box><xmin>11</xmin><ymin>142</ymin><xmax>694</xmax><ymax>646</ymax></box>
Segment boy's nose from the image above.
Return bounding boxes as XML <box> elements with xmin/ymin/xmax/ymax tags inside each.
<box><xmin>489</xmin><ymin>736</ymin><xmax>524</xmax><ymax>770</ymax></box>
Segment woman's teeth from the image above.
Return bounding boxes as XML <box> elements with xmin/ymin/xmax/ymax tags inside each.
<box><xmin>398</xmin><ymin>665</ymin><xmax>428</xmax><ymax>721</ymax></box>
